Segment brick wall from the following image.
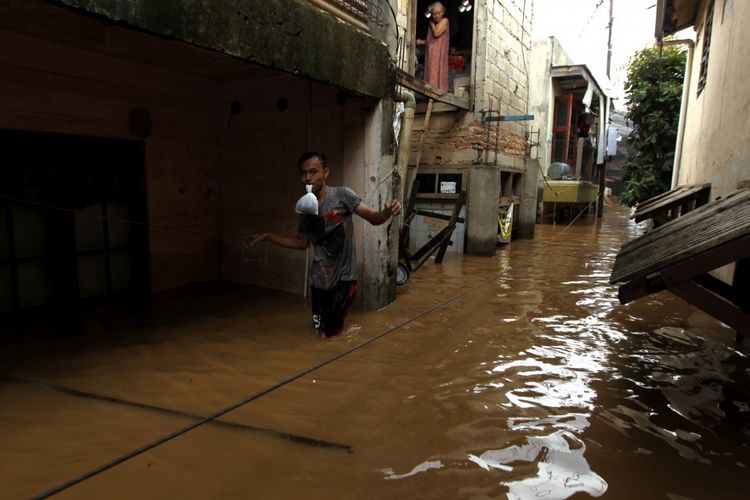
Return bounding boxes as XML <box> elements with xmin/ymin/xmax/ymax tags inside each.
<box><xmin>401</xmin><ymin>0</ymin><xmax>533</xmax><ymax>169</ymax></box>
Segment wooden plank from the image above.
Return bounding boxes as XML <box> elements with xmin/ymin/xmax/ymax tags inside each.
<box><xmin>415</xmin><ymin>102</ymin><xmax>459</xmax><ymax>113</ymax></box>
<box><xmin>409</xmin><ymin>192</ymin><xmax>465</xmax><ymax>269</ymax></box>
<box><xmin>435</xmin><ymin>192</ymin><xmax>466</xmax><ymax>264</ymax></box>
<box><xmin>660</xmin><ymin>234</ymin><xmax>750</xmax><ymax>286</ymax></box>
<box><xmin>395</xmin><ymin>69</ymin><xmax>471</xmax><ymax>109</ymax></box>
<box><xmin>632</xmin><ymin>186</ymin><xmax>688</xmax><ymax>215</ymax></box>
<box><xmin>414</xmin><ymin>98</ymin><xmax>433</xmax><ymax>172</ymax></box>
<box><xmin>632</xmin><ymin>183</ymin><xmax>710</xmax><ymax>222</ymax></box>
<box><xmin>693</xmin><ymin>274</ymin><xmax>742</xmax><ymax>306</ymax></box>
<box><xmin>618</xmin><ymin>273</ymin><xmax>666</xmax><ymax>304</ymax></box>
<box><xmin>405</xmin><ymin>100</ymin><xmax>433</xmax><ymax>204</ymax></box>
<box><xmin>734</xmin><ymin>257</ymin><xmax>750</xmax><ymax>316</ymax></box>
<box><xmin>610</xmin><ymin>189</ymin><xmax>750</xmax><ymax>284</ymax></box>
<box><xmin>409</xmin><ymin>224</ymin><xmax>454</xmax><ymax>269</ymax></box>
<box><xmin>416</xmin><ymin>210</ymin><xmax>465</xmax><ymax>224</ymax></box>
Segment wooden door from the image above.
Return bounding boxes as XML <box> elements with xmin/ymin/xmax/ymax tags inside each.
<box><xmin>551</xmin><ymin>93</ymin><xmax>574</xmax><ymax>164</ymax></box>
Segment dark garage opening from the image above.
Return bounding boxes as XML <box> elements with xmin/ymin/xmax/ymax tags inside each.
<box><xmin>0</xmin><ymin>129</ymin><xmax>150</xmax><ymax>319</ymax></box>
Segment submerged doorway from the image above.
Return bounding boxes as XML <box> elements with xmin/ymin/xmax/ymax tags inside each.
<box><xmin>411</xmin><ymin>0</ymin><xmax>475</xmax><ymax>93</ymax></box>
<box><xmin>0</xmin><ymin>129</ymin><xmax>150</xmax><ymax>316</ymax></box>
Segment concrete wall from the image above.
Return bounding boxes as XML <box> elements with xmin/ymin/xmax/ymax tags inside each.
<box><xmin>0</xmin><ymin>30</ymin><xmax>397</xmax><ymax>306</ymax></box>
<box><xmin>220</xmin><ymin>77</ymin><xmax>391</xmax><ymax>306</ymax></box>
<box><xmin>0</xmin><ymin>0</ymin><xmax>402</xmax><ymax>309</ymax></box>
<box><xmin>398</xmin><ymin>0</ymin><xmax>534</xmax><ymax>251</ymax></box>
<box><xmin>55</xmin><ymin>0</ymin><xmax>390</xmax><ymax>99</ymax></box>
<box><xmin>675</xmin><ymin>0</ymin><xmax>750</xmax><ymax>198</ymax></box>
<box><xmin>0</xmin><ymin>29</ymin><xmax>224</xmax><ymax>293</ymax></box>
<box><xmin>408</xmin><ymin>0</ymin><xmax>532</xmax><ymax>169</ymax></box>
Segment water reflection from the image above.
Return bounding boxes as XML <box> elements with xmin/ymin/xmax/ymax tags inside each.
<box><xmin>382</xmin><ymin>460</ymin><xmax>444</xmax><ymax>480</ymax></box>
<box><xmin>469</xmin><ymin>431</ymin><xmax>607</xmax><ymax>498</ymax></box>
<box><xmin>381</xmin><ymin>207</ymin><xmax>747</xmax><ymax>498</ymax></box>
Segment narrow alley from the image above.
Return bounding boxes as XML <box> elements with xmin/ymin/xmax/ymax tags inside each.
<box><xmin>2</xmin><ymin>204</ymin><xmax>748</xmax><ymax>499</ymax></box>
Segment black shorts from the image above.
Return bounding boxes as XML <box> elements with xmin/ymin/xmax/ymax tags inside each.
<box><xmin>311</xmin><ymin>281</ymin><xmax>357</xmax><ymax>337</ymax></box>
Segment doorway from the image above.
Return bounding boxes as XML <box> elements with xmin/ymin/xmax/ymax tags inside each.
<box><xmin>0</xmin><ymin>129</ymin><xmax>150</xmax><ymax>316</ymax></box>
<box><xmin>411</xmin><ymin>0</ymin><xmax>475</xmax><ymax>93</ymax></box>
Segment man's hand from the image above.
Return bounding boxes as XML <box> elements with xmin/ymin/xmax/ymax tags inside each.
<box><xmin>382</xmin><ymin>200</ymin><xmax>402</xmax><ymax>220</ymax></box>
<box><xmin>243</xmin><ymin>233</ymin><xmax>268</xmax><ymax>249</ymax></box>
<box><xmin>354</xmin><ymin>200</ymin><xmax>402</xmax><ymax>226</ymax></box>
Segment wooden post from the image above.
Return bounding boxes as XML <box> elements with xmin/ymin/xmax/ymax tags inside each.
<box><xmin>435</xmin><ymin>192</ymin><xmax>466</xmax><ymax>263</ymax></box>
<box><xmin>406</xmin><ymin>98</ymin><xmax>434</xmax><ymax>202</ymax></box>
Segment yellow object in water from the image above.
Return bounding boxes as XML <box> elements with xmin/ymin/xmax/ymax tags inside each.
<box><xmin>543</xmin><ymin>180</ymin><xmax>599</xmax><ymax>203</ymax></box>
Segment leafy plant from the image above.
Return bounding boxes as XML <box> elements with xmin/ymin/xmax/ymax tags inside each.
<box><xmin>621</xmin><ymin>44</ymin><xmax>686</xmax><ymax>207</ymax></box>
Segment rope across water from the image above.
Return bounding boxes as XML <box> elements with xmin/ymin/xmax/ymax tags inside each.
<box><xmin>33</xmin><ymin>271</ymin><xmax>503</xmax><ymax>499</ymax></box>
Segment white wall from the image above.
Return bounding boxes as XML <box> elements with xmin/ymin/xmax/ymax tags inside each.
<box><xmin>676</xmin><ymin>0</ymin><xmax>750</xmax><ymax>198</ymax></box>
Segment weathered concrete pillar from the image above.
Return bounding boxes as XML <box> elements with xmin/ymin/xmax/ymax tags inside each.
<box><xmin>359</xmin><ymin>100</ymin><xmax>398</xmax><ymax>310</ymax></box>
<box><xmin>517</xmin><ymin>159</ymin><xmax>540</xmax><ymax>239</ymax></box>
<box><xmin>467</xmin><ymin>164</ymin><xmax>501</xmax><ymax>255</ymax></box>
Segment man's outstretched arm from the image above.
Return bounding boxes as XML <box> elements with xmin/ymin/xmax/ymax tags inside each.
<box><xmin>244</xmin><ymin>232</ymin><xmax>308</xmax><ymax>250</ymax></box>
<box><xmin>354</xmin><ymin>199</ymin><xmax>402</xmax><ymax>226</ymax></box>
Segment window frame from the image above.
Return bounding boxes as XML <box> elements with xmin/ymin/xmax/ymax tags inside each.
<box><xmin>697</xmin><ymin>0</ymin><xmax>715</xmax><ymax>97</ymax></box>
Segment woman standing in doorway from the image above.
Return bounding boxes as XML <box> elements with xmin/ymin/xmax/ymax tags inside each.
<box><xmin>417</xmin><ymin>2</ymin><xmax>450</xmax><ymax>92</ymax></box>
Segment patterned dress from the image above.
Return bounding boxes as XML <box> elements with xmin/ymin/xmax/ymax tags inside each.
<box><xmin>425</xmin><ymin>19</ymin><xmax>450</xmax><ymax>92</ymax></box>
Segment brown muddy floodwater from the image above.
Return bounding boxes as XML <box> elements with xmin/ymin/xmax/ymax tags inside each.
<box><xmin>1</xmin><ymin>204</ymin><xmax>749</xmax><ymax>500</ymax></box>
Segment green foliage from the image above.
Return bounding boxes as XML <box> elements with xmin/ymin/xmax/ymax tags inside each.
<box><xmin>621</xmin><ymin>44</ymin><xmax>686</xmax><ymax>207</ymax></box>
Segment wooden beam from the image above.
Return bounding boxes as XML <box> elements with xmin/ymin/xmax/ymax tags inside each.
<box><xmin>632</xmin><ymin>183</ymin><xmax>711</xmax><ymax>223</ymax></box>
<box><xmin>408</xmin><ymin>192</ymin><xmax>466</xmax><ymax>270</ymax></box>
<box><xmin>435</xmin><ymin>192</ymin><xmax>466</xmax><ymax>263</ymax></box>
<box><xmin>669</xmin><ymin>279</ymin><xmax>750</xmax><ymax>335</ymax></box>
<box><xmin>618</xmin><ymin>273</ymin><xmax>666</xmax><ymax>304</ymax></box>
<box><xmin>660</xmin><ymin>234</ymin><xmax>750</xmax><ymax>285</ymax></box>
<box><xmin>693</xmin><ymin>274</ymin><xmax>742</xmax><ymax>306</ymax></box>
<box><xmin>415</xmin><ymin>102</ymin><xmax>459</xmax><ymax>113</ymax></box>
<box><xmin>406</xmin><ymin>99</ymin><xmax>433</xmax><ymax>203</ymax></box>
<box><xmin>416</xmin><ymin>210</ymin><xmax>465</xmax><ymax>224</ymax></box>
<box><xmin>414</xmin><ymin>98</ymin><xmax>433</xmax><ymax>172</ymax></box>
<box><xmin>395</xmin><ymin>69</ymin><xmax>471</xmax><ymax>109</ymax></box>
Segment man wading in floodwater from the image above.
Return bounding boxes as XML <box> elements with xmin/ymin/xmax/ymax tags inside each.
<box><xmin>244</xmin><ymin>152</ymin><xmax>401</xmax><ymax>338</ymax></box>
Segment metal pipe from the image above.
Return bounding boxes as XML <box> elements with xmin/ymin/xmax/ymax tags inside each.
<box><xmin>395</xmin><ymin>88</ymin><xmax>416</xmax><ymax>203</ymax></box>
<box><xmin>306</xmin><ymin>0</ymin><xmax>369</xmax><ymax>32</ymax></box>
<box><xmin>663</xmin><ymin>38</ymin><xmax>695</xmax><ymax>188</ymax></box>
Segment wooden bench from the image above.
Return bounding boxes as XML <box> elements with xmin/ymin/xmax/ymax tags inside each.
<box><xmin>632</xmin><ymin>183</ymin><xmax>711</xmax><ymax>227</ymax></box>
<box><xmin>611</xmin><ymin>189</ymin><xmax>750</xmax><ymax>338</ymax></box>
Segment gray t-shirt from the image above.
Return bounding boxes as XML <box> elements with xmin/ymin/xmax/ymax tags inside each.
<box><xmin>298</xmin><ymin>186</ymin><xmax>362</xmax><ymax>290</ymax></box>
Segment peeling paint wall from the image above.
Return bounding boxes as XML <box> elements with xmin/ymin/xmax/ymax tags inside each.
<box><xmin>218</xmin><ymin>77</ymin><xmax>382</xmax><ymax>304</ymax></box>
<box><xmin>54</xmin><ymin>0</ymin><xmax>391</xmax><ymax>99</ymax></box>
<box><xmin>677</xmin><ymin>0</ymin><xmax>750</xmax><ymax>198</ymax></box>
